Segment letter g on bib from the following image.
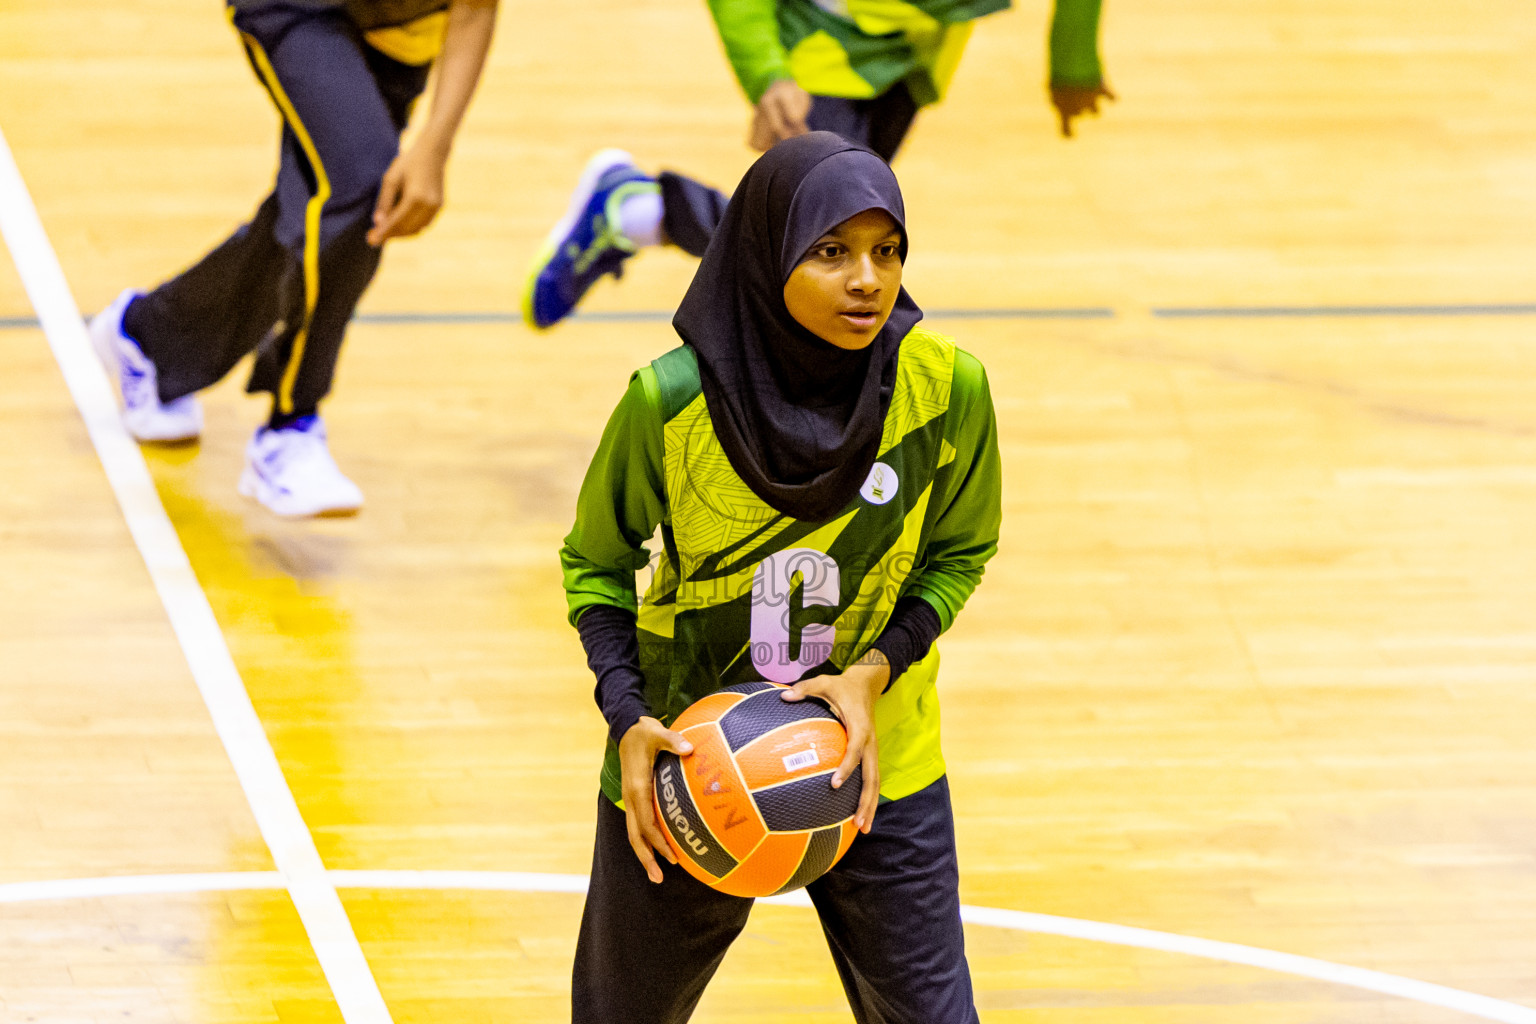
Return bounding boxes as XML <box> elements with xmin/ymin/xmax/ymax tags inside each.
<box><xmin>750</xmin><ymin>549</ymin><xmax>840</xmax><ymax>684</ymax></box>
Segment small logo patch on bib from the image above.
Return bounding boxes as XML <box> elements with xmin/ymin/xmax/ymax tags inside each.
<box><xmin>860</xmin><ymin>462</ymin><xmax>898</xmax><ymax>505</ymax></box>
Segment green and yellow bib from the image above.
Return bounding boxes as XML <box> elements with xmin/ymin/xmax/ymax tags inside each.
<box><xmin>778</xmin><ymin>0</ymin><xmax>1009</xmax><ymax>104</ymax></box>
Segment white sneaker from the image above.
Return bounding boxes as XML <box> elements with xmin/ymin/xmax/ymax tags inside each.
<box><xmin>238</xmin><ymin>416</ymin><xmax>364</xmax><ymax>518</ymax></box>
<box><xmin>87</xmin><ymin>288</ymin><xmax>203</xmax><ymax>443</ymax></box>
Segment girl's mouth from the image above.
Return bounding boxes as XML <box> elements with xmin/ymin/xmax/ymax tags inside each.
<box><xmin>839</xmin><ymin>311</ymin><xmax>879</xmax><ymax>329</ymax></box>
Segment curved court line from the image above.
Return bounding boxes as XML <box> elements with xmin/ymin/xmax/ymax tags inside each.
<box><xmin>0</xmin><ymin>127</ymin><xmax>393</xmax><ymax>1024</ymax></box>
<box><xmin>956</xmin><ymin>906</ymin><xmax>1536</xmax><ymax>1024</ymax></box>
<box><xmin>1</xmin><ymin>870</ymin><xmax>1531</xmax><ymax>1023</ymax></box>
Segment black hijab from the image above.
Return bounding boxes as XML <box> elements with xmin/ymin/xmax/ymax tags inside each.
<box><xmin>672</xmin><ymin>132</ymin><xmax>923</xmax><ymax>523</ymax></box>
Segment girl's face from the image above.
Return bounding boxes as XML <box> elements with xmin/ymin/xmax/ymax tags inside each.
<box><xmin>782</xmin><ymin>209</ymin><xmax>903</xmax><ymax>351</ymax></box>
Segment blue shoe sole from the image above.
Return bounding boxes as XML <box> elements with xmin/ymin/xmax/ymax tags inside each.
<box><xmin>522</xmin><ymin>148</ymin><xmax>642</xmax><ymax>330</ymax></box>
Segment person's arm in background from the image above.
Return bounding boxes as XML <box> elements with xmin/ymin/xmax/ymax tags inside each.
<box><xmin>369</xmin><ymin>0</ymin><xmax>499</xmax><ymax>244</ymax></box>
<box><xmin>706</xmin><ymin>0</ymin><xmax>813</xmax><ymax>150</ymax></box>
<box><xmin>1047</xmin><ymin>0</ymin><xmax>1113</xmax><ymax>138</ymax></box>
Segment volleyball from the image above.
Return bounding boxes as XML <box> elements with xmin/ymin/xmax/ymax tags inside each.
<box><xmin>652</xmin><ymin>681</ymin><xmax>862</xmax><ymax>897</ymax></box>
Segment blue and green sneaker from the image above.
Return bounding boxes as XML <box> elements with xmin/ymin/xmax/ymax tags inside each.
<box><xmin>522</xmin><ymin>149</ymin><xmax>658</xmax><ymax>330</ymax></box>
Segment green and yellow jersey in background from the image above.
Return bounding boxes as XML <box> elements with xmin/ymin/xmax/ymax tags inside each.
<box><xmin>562</xmin><ymin>327</ymin><xmax>1002</xmax><ymax>807</ymax></box>
<box><xmin>706</xmin><ymin>0</ymin><xmax>1105</xmax><ymax>106</ymax></box>
<box><xmin>227</xmin><ymin>0</ymin><xmax>450</xmax><ymax>64</ymax></box>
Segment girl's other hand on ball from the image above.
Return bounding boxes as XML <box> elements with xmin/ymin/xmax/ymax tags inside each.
<box><xmin>618</xmin><ymin>716</ymin><xmax>693</xmax><ymax>883</ymax></box>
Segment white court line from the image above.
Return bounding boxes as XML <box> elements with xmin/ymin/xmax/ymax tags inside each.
<box><xmin>0</xmin><ymin>127</ymin><xmax>393</xmax><ymax>1024</ymax></box>
<box><xmin>956</xmin><ymin>906</ymin><xmax>1536</xmax><ymax>1024</ymax></box>
<box><xmin>1</xmin><ymin>870</ymin><xmax>1532</xmax><ymax>1024</ymax></box>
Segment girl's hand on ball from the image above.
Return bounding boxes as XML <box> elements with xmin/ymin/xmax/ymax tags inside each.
<box><xmin>782</xmin><ymin>652</ymin><xmax>889</xmax><ymax>834</ymax></box>
<box><xmin>618</xmin><ymin>716</ymin><xmax>694</xmax><ymax>883</ymax></box>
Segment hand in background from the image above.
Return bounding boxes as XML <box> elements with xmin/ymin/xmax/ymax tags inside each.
<box><xmin>1051</xmin><ymin>81</ymin><xmax>1115</xmax><ymax>138</ymax></box>
<box><xmin>368</xmin><ymin>0</ymin><xmax>497</xmax><ymax>245</ymax></box>
<box><xmin>368</xmin><ymin>142</ymin><xmax>448</xmax><ymax>246</ymax></box>
<box><xmin>750</xmin><ymin>78</ymin><xmax>813</xmax><ymax>151</ymax></box>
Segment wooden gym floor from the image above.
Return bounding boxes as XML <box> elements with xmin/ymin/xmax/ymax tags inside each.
<box><xmin>3</xmin><ymin>0</ymin><xmax>1536</xmax><ymax>1021</ymax></box>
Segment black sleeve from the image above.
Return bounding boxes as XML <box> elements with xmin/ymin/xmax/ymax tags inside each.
<box><xmin>575</xmin><ymin>604</ymin><xmax>651</xmax><ymax>745</ymax></box>
<box><xmin>869</xmin><ymin>596</ymin><xmax>944</xmax><ymax>691</ymax></box>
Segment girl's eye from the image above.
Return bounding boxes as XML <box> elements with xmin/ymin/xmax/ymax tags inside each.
<box><xmin>817</xmin><ymin>244</ymin><xmax>844</xmax><ymax>259</ymax></box>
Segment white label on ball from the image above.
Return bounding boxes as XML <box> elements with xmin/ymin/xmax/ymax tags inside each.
<box><xmin>860</xmin><ymin>462</ymin><xmax>897</xmax><ymax>505</ymax></box>
<box><xmin>783</xmin><ymin>748</ymin><xmax>820</xmax><ymax>773</ymax></box>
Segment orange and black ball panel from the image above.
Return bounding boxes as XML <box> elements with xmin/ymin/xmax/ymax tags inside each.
<box><xmin>718</xmin><ymin>689</ymin><xmax>841</xmax><ymax>751</ymax></box>
<box><xmin>772</xmin><ymin>823</ymin><xmax>851</xmax><ymax>896</ymax></box>
<box><xmin>752</xmin><ymin>767</ymin><xmax>861</xmax><ymax>831</ymax></box>
<box><xmin>653</xmin><ymin>751</ymin><xmax>739</xmax><ymax>881</ymax></box>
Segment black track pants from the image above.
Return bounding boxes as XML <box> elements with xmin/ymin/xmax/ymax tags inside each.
<box><xmin>124</xmin><ymin>4</ymin><xmax>429</xmax><ymax>411</ymax></box>
<box><xmin>658</xmin><ymin>84</ymin><xmax>920</xmax><ymax>258</ymax></box>
<box><xmin>572</xmin><ymin>774</ymin><xmax>979</xmax><ymax>1024</ymax></box>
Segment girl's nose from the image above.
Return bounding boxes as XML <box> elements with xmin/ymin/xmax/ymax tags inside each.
<box><xmin>848</xmin><ymin>254</ymin><xmax>879</xmax><ymax>291</ymax></box>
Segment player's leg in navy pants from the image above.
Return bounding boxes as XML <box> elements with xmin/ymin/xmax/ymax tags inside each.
<box><xmin>572</xmin><ymin>795</ymin><xmax>755</xmax><ymax>1024</ymax></box>
<box><xmin>572</xmin><ymin>776</ymin><xmax>978</xmax><ymax>1024</ymax></box>
<box><xmin>808</xmin><ymin>776</ymin><xmax>981</xmax><ymax>1024</ymax></box>
<box><xmin>124</xmin><ymin>5</ymin><xmax>429</xmax><ymax>414</ymax></box>
<box><xmin>657</xmin><ymin>84</ymin><xmax>921</xmax><ymax>257</ymax></box>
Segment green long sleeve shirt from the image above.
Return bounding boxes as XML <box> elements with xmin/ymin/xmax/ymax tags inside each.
<box><xmin>705</xmin><ymin>0</ymin><xmax>1105</xmax><ymax>104</ymax></box>
<box><xmin>561</xmin><ymin>329</ymin><xmax>1002</xmax><ymax>803</ymax></box>
<box><xmin>562</xmin><ymin>338</ymin><xmax>1001</xmax><ymax>633</ymax></box>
